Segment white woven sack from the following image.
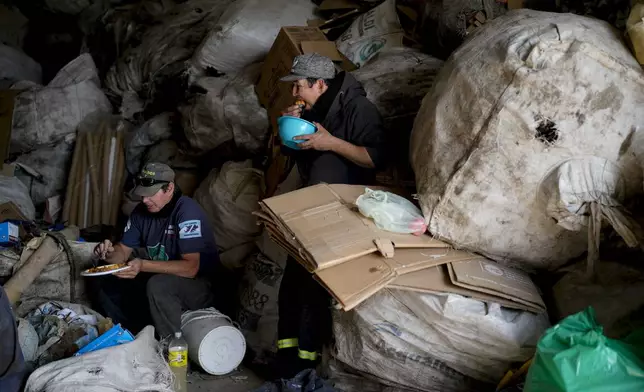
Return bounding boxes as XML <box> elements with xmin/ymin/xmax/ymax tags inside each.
<box><xmin>25</xmin><ymin>326</ymin><xmax>173</xmax><ymax>392</ymax></box>
<box><xmin>10</xmin><ymin>54</ymin><xmax>111</xmax><ymax>154</ymax></box>
<box><xmin>333</xmin><ymin>289</ymin><xmax>549</xmax><ymax>390</ymax></box>
<box><xmin>336</xmin><ymin>0</ymin><xmax>404</xmax><ymax>67</ymax></box>
<box><xmin>194</xmin><ymin>160</ymin><xmax>265</xmax><ymax>269</ymax></box>
<box><xmin>192</xmin><ymin>0</ymin><xmax>316</xmax><ymax>73</ymax></box>
<box><xmin>180</xmin><ymin>64</ymin><xmax>268</xmax><ymax>154</ymax></box>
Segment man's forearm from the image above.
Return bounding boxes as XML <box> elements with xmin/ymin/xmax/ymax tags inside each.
<box><xmin>140</xmin><ymin>260</ymin><xmax>199</xmax><ymax>279</ymax></box>
<box><xmin>331</xmin><ymin>138</ymin><xmax>375</xmax><ymax>168</ymax></box>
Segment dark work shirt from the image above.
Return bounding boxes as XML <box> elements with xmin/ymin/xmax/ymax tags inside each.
<box><xmin>121</xmin><ymin>192</ymin><xmax>220</xmax><ymax>276</ymax></box>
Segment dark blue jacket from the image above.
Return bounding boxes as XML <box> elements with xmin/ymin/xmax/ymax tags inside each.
<box><xmin>0</xmin><ymin>285</ymin><xmax>26</xmax><ymax>392</ymax></box>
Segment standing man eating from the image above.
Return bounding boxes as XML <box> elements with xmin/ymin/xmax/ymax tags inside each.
<box><xmin>91</xmin><ymin>163</ymin><xmax>227</xmax><ymax>339</ymax></box>
<box><xmin>275</xmin><ymin>53</ymin><xmax>387</xmax><ymax>377</ymax></box>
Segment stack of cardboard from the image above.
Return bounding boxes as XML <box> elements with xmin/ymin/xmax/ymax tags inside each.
<box><xmin>256</xmin><ymin>183</ymin><xmax>546</xmax><ymax>312</ymax></box>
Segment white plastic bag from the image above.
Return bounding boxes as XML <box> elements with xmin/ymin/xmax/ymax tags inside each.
<box><xmin>356</xmin><ymin>188</ymin><xmax>426</xmax><ymax>235</ymax></box>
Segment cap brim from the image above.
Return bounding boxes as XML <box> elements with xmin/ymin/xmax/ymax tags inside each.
<box><xmin>280</xmin><ymin>74</ymin><xmax>307</xmax><ymax>82</ymax></box>
<box><xmin>133</xmin><ymin>183</ymin><xmax>164</xmax><ymax>197</ymax></box>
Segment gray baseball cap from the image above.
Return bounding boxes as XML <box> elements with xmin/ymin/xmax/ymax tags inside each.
<box><xmin>133</xmin><ymin>162</ymin><xmax>175</xmax><ymax>197</ymax></box>
<box><xmin>280</xmin><ymin>53</ymin><xmax>336</xmax><ymax>82</ymax></box>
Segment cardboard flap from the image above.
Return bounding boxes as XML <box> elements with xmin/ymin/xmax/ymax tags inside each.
<box><xmin>314</xmin><ymin>247</ymin><xmax>471</xmax><ymax>310</ymax></box>
<box><xmin>388</xmin><ymin>265</ymin><xmax>539</xmax><ymax>312</ymax></box>
<box><xmin>0</xmin><ymin>202</ymin><xmax>27</xmax><ymax>222</ymax></box>
<box><xmin>315</xmin><ymin>251</ymin><xmax>394</xmax><ymax>308</ymax></box>
<box><xmin>301</xmin><ymin>41</ymin><xmax>343</xmax><ymax>62</ymax></box>
<box><xmin>375</xmin><ymin>238</ymin><xmax>394</xmax><ymax>258</ymax></box>
<box><xmin>387</xmin><ymin>248</ymin><xmax>480</xmax><ymax>275</ymax></box>
<box><xmin>447</xmin><ymin>260</ymin><xmax>546</xmax><ymax>312</ymax></box>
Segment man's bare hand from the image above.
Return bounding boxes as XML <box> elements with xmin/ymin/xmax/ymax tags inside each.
<box><xmin>94</xmin><ymin>240</ymin><xmax>115</xmax><ymax>261</ymax></box>
<box><xmin>294</xmin><ymin>122</ymin><xmax>338</xmax><ymax>151</ymax></box>
<box><xmin>282</xmin><ymin>105</ymin><xmax>303</xmax><ymax>118</ymax></box>
<box><xmin>114</xmin><ymin>259</ymin><xmax>142</xmax><ymax>279</ymax></box>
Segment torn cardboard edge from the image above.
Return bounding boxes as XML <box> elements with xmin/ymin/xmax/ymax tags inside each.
<box><xmin>315</xmin><ymin>247</ymin><xmax>481</xmax><ymax>310</ymax></box>
<box><xmin>389</xmin><ymin>262</ymin><xmax>546</xmax><ymax>314</ymax></box>
<box><xmin>257</xmin><ymin>184</ymin><xmax>446</xmax><ymax>271</ymax></box>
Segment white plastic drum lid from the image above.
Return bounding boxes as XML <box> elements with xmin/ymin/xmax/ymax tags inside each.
<box><xmin>198</xmin><ymin>325</ymin><xmax>246</xmax><ymax>375</ymax></box>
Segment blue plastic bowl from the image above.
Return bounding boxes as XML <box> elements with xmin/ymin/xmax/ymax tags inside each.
<box><xmin>278</xmin><ymin>116</ymin><xmax>316</xmax><ymax>150</ymax></box>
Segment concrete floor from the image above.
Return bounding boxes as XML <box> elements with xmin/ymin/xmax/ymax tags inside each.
<box><xmin>188</xmin><ymin>366</ymin><xmax>265</xmax><ymax>392</ymax></box>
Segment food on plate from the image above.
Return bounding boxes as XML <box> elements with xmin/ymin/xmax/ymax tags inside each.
<box><xmin>84</xmin><ymin>263</ymin><xmax>128</xmax><ymax>274</ymax></box>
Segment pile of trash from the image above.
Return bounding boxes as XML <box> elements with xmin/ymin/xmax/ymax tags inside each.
<box><xmin>2</xmin><ymin>1</ymin><xmax>644</xmax><ymax>391</ymax></box>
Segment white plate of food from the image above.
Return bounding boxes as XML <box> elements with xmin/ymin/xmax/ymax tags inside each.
<box><xmin>81</xmin><ymin>263</ymin><xmax>131</xmax><ymax>277</ymax></box>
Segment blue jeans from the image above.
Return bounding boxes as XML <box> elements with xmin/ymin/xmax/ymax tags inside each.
<box><xmin>0</xmin><ymin>285</ymin><xmax>26</xmax><ymax>392</ymax></box>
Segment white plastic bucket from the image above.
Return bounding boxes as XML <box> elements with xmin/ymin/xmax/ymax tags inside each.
<box><xmin>180</xmin><ymin>308</ymin><xmax>246</xmax><ymax>375</ymax></box>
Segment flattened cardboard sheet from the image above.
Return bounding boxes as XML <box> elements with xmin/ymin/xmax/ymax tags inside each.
<box><xmin>447</xmin><ymin>259</ymin><xmax>546</xmax><ymax>312</ymax></box>
<box><xmin>315</xmin><ymin>248</ymin><xmax>479</xmax><ymax>310</ymax></box>
<box><xmin>388</xmin><ymin>261</ymin><xmax>546</xmax><ymax>313</ymax></box>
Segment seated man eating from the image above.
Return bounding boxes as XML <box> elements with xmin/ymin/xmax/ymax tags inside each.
<box><xmin>91</xmin><ymin>162</ymin><xmax>223</xmax><ymax>338</ymax></box>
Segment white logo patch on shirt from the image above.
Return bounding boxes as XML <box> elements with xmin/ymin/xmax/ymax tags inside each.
<box><xmin>124</xmin><ymin>219</ymin><xmax>132</xmax><ymax>233</ymax></box>
<box><xmin>179</xmin><ymin>220</ymin><xmax>202</xmax><ymax>239</ymax></box>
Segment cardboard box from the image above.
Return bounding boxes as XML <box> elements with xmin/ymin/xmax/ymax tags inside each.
<box><xmin>256</xmin><ymin>26</ymin><xmax>355</xmax><ymax>143</ymax></box>
<box><xmin>315</xmin><ymin>247</ymin><xmax>481</xmax><ymax>310</ymax></box>
<box><xmin>0</xmin><ymin>221</ymin><xmax>19</xmax><ymax>245</ymax></box>
<box><xmin>0</xmin><ymin>202</ymin><xmax>27</xmax><ymax>222</ymax></box>
<box><xmin>388</xmin><ymin>261</ymin><xmax>546</xmax><ymax>313</ymax></box>
<box><xmin>0</xmin><ymin>201</ymin><xmax>28</xmax><ymax>238</ymax></box>
<box><xmin>256</xmin><ymin>27</ymin><xmax>343</xmax><ymax>110</ymax></box>
<box><xmin>0</xmin><ymin>162</ymin><xmax>15</xmax><ymax>177</ymax></box>
<box><xmin>256</xmin><ymin>184</ymin><xmax>446</xmax><ymax>271</ymax></box>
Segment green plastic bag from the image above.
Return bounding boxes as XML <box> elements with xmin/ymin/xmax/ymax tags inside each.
<box><xmin>525</xmin><ymin>307</ymin><xmax>644</xmax><ymax>392</ymax></box>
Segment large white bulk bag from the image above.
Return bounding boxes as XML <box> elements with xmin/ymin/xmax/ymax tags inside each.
<box><xmin>333</xmin><ymin>289</ymin><xmax>549</xmax><ymax>390</ymax></box>
<box><xmin>105</xmin><ymin>0</ymin><xmax>233</xmax><ymax>97</ymax></box>
<box><xmin>411</xmin><ymin>10</ymin><xmax>644</xmax><ymax>271</ymax></box>
<box><xmin>194</xmin><ymin>160</ymin><xmax>265</xmax><ymax>269</ymax></box>
<box><xmin>25</xmin><ymin>326</ymin><xmax>173</xmax><ymax>392</ymax></box>
<box><xmin>10</xmin><ymin>54</ymin><xmax>111</xmax><ymax>154</ymax></box>
<box><xmin>179</xmin><ymin>64</ymin><xmax>268</xmax><ymax>154</ymax></box>
<box><xmin>353</xmin><ymin>47</ymin><xmax>443</xmax><ymax>126</ymax></box>
<box><xmin>15</xmin><ymin>137</ymin><xmax>74</xmax><ymax>206</ymax></box>
<box><xmin>124</xmin><ymin>113</ymin><xmax>174</xmax><ymax>175</ymax></box>
<box><xmin>0</xmin><ymin>44</ymin><xmax>41</xmax><ymax>84</ymax></box>
<box><xmin>192</xmin><ymin>0</ymin><xmax>316</xmax><ymax>73</ymax></box>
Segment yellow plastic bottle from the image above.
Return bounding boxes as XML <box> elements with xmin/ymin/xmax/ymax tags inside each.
<box><xmin>168</xmin><ymin>332</ymin><xmax>188</xmax><ymax>392</ymax></box>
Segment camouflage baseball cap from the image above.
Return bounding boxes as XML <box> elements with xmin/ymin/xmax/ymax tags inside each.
<box><xmin>133</xmin><ymin>162</ymin><xmax>175</xmax><ymax>197</ymax></box>
<box><xmin>280</xmin><ymin>53</ymin><xmax>336</xmax><ymax>82</ymax></box>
